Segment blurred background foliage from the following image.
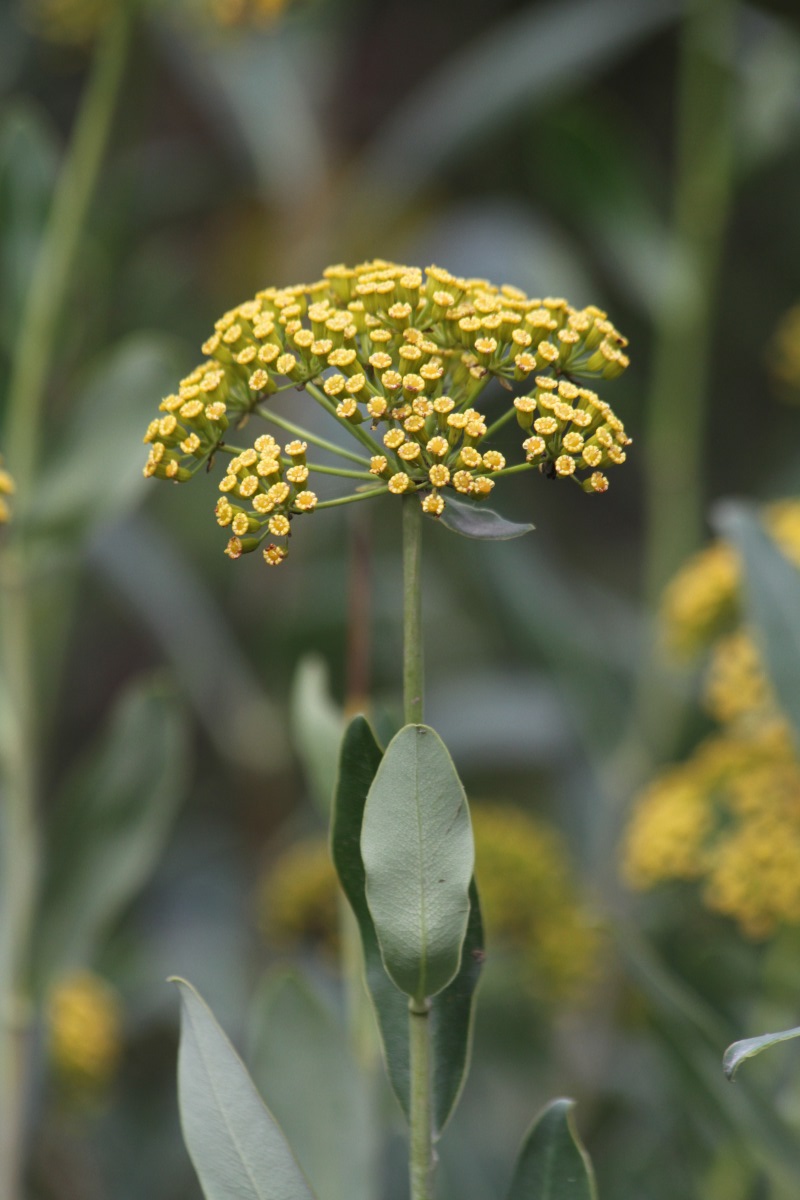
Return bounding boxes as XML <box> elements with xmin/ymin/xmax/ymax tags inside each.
<box><xmin>3</xmin><ymin>0</ymin><xmax>800</xmax><ymax>1197</ymax></box>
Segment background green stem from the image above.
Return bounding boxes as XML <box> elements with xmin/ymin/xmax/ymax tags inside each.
<box><xmin>0</xmin><ymin>11</ymin><xmax>130</xmax><ymax>1199</ymax></box>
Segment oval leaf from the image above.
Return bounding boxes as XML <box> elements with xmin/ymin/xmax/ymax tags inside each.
<box><xmin>172</xmin><ymin>978</ymin><xmax>316</xmax><ymax>1200</ymax></box>
<box><xmin>508</xmin><ymin>1098</ymin><xmax>597</xmax><ymax>1200</ymax></box>
<box><xmin>361</xmin><ymin>724</ymin><xmax>474</xmax><ymax>1003</ymax></box>
<box><xmin>713</xmin><ymin>501</ymin><xmax>800</xmax><ymax>750</ymax></box>
<box><xmin>724</xmin><ymin>1026</ymin><xmax>800</xmax><ymax>1081</ymax></box>
<box><xmin>434</xmin><ymin>494</ymin><xmax>534</xmax><ymax>540</ymax></box>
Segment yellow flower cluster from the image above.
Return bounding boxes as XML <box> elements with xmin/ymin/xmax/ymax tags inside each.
<box><xmin>625</xmin><ymin>499</ymin><xmax>800</xmax><ymax>938</ymax></box>
<box><xmin>47</xmin><ymin>971</ymin><xmax>122</xmax><ymax>1090</ymax></box>
<box><xmin>145</xmin><ymin>261</ymin><xmax>631</xmax><ymax>565</ymax></box>
<box><xmin>260</xmin><ymin>805</ymin><xmax>599</xmax><ymax>1004</ymax></box>
<box><xmin>472</xmin><ymin>805</ymin><xmax>600</xmax><ymax>1003</ymax></box>
<box><xmin>771</xmin><ymin>303</ymin><xmax>800</xmax><ymax>394</ymax></box>
<box><xmin>623</xmin><ymin>724</ymin><xmax>800</xmax><ymax>938</ymax></box>
<box><xmin>661</xmin><ymin>498</ymin><xmax>800</xmax><ymax>658</ymax></box>
<box><xmin>0</xmin><ymin>457</ymin><xmax>14</xmax><ymax>525</ymax></box>
<box><xmin>209</xmin><ymin>0</ymin><xmax>289</xmax><ymax>25</ymax></box>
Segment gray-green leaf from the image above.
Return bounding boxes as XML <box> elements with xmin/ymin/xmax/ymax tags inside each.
<box><xmin>508</xmin><ymin>1098</ymin><xmax>597</xmax><ymax>1200</ymax></box>
<box><xmin>172</xmin><ymin>978</ymin><xmax>316</xmax><ymax>1200</ymax></box>
<box><xmin>290</xmin><ymin>656</ymin><xmax>345</xmax><ymax>814</ymax></box>
<box><xmin>361</xmin><ymin>724</ymin><xmax>474</xmax><ymax>1003</ymax></box>
<box><xmin>713</xmin><ymin>500</ymin><xmax>800</xmax><ymax>749</ymax></box>
<box><xmin>435</xmin><ymin>494</ymin><xmax>534</xmax><ymax>540</ymax></box>
<box><xmin>724</xmin><ymin>1026</ymin><xmax>800</xmax><ymax>1081</ymax></box>
<box><xmin>331</xmin><ymin>717</ymin><xmax>484</xmax><ymax>1134</ymax></box>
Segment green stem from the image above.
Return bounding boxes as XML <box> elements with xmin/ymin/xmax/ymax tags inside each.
<box><xmin>483</xmin><ymin>405</ymin><xmax>519</xmax><ymax>441</ymax></box>
<box><xmin>643</xmin><ymin>0</ymin><xmax>736</xmax><ymax>600</ymax></box>
<box><xmin>293</xmin><ymin>461</ymin><xmax>376</xmax><ymax>482</ymax></box>
<box><xmin>488</xmin><ymin>461</ymin><xmax>535</xmax><ymax>479</ymax></box>
<box><xmin>314</xmin><ymin>487</ymin><xmax>388</xmax><ymax>510</ymax></box>
<box><xmin>408</xmin><ymin>999</ymin><xmax>435</xmax><ymax>1200</ymax></box>
<box><xmin>0</xmin><ymin>14</ymin><xmax>130</xmax><ymax>1200</ymax></box>
<box><xmin>304</xmin><ymin>381</ymin><xmax>387</xmax><ymax>458</ymax></box>
<box><xmin>402</xmin><ymin>496</ymin><xmax>424</xmax><ymax>726</ymax></box>
<box><xmin>256</xmin><ymin>406</ymin><xmax>373</xmax><ymax>466</ymax></box>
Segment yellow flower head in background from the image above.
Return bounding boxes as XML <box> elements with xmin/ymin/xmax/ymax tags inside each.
<box><xmin>260</xmin><ymin>836</ymin><xmax>339</xmax><ymax>953</ymax></box>
<box><xmin>771</xmin><ymin>302</ymin><xmax>800</xmax><ymax>396</ymax></box>
<box><xmin>209</xmin><ymin>0</ymin><xmax>288</xmax><ymax>26</ymax></box>
<box><xmin>0</xmin><ymin>457</ymin><xmax>14</xmax><ymax>525</ymax></box>
<box><xmin>21</xmin><ymin>0</ymin><xmax>111</xmax><ymax>45</ymax></box>
<box><xmin>145</xmin><ymin>261</ymin><xmax>631</xmax><ymax>566</ymax></box>
<box><xmin>47</xmin><ymin>971</ymin><xmax>122</xmax><ymax>1092</ymax></box>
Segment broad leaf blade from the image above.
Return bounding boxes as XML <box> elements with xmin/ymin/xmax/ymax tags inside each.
<box><xmin>435</xmin><ymin>495</ymin><xmax>534</xmax><ymax>540</ymax></box>
<box><xmin>361</xmin><ymin>724</ymin><xmax>474</xmax><ymax>1003</ymax></box>
<box><xmin>508</xmin><ymin>1098</ymin><xmax>597</xmax><ymax>1200</ymax></box>
<box><xmin>35</xmin><ymin>677</ymin><xmax>188</xmax><ymax>981</ymax></box>
<box><xmin>247</xmin><ymin>971</ymin><xmax>376</xmax><ymax>1200</ymax></box>
<box><xmin>713</xmin><ymin>501</ymin><xmax>800</xmax><ymax>748</ymax></box>
<box><xmin>331</xmin><ymin>717</ymin><xmax>484</xmax><ymax>1133</ymax></box>
<box><xmin>724</xmin><ymin>1026</ymin><xmax>800</xmax><ymax>1081</ymax></box>
<box><xmin>173</xmin><ymin>979</ymin><xmax>316</xmax><ymax>1200</ymax></box>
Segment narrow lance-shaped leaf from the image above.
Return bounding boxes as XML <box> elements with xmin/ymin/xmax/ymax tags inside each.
<box><xmin>713</xmin><ymin>500</ymin><xmax>800</xmax><ymax>750</ymax></box>
<box><xmin>724</xmin><ymin>1026</ymin><xmax>800</xmax><ymax>1081</ymax></box>
<box><xmin>172</xmin><ymin>978</ymin><xmax>316</xmax><ymax>1200</ymax></box>
<box><xmin>508</xmin><ymin>1098</ymin><xmax>597</xmax><ymax>1200</ymax></box>
<box><xmin>331</xmin><ymin>716</ymin><xmax>484</xmax><ymax>1134</ymax></box>
<box><xmin>361</xmin><ymin>723</ymin><xmax>474</xmax><ymax>1004</ymax></box>
<box><xmin>290</xmin><ymin>656</ymin><xmax>345</xmax><ymax>814</ymax></box>
<box><xmin>435</xmin><ymin>494</ymin><xmax>534</xmax><ymax>540</ymax></box>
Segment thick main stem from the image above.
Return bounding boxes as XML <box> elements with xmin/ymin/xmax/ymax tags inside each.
<box><xmin>409</xmin><ymin>1000</ymin><xmax>435</xmax><ymax>1200</ymax></box>
<box><xmin>0</xmin><ymin>12</ymin><xmax>130</xmax><ymax>1200</ymax></box>
<box><xmin>402</xmin><ymin>496</ymin><xmax>424</xmax><ymax>726</ymax></box>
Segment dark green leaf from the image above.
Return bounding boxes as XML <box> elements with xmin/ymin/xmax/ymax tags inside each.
<box><xmin>247</xmin><ymin>971</ymin><xmax>376</xmax><ymax>1200</ymax></box>
<box><xmin>435</xmin><ymin>494</ymin><xmax>534</xmax><ymax>540</ymax></box>
<box><xmin>361</xmin><ymin>724</ymin><xmax>474</xmax><ymax>1003</ymax></box>
<box><xmin>35</xmin><ymin>677</ymin><xmax>188</xmax><ymax>981</ymax></box>
<box><xmin>331</xmin><ymin>717</ymin><xmax>484</xmax><ymax>1134</ymax></box>
<box><xmin>713</xmin><ymin>501</ymin><xmax>800</xmax><ymax>748</ymax></box>
<box><xmin>724</xmin><ymin>1026</ymin><xmax>800</xmax><ymax>1081</ymax></box>
<box><xmin>172</xmin><ymin>979</ymin><xmax>316</xmax><ymax>1200</ymax></box>
<box><xmin>508</xmin><ymin>1099</ymin><xmax>597</xmax><ymax>1200</ymax></box>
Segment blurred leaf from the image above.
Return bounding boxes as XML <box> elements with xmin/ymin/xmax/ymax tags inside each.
<box><xmin>290</xmin><ymin>656</ymin><xmax>345</xmax><ymax>814</ymax></box>
<box><xmin>361</xmin><ymin>724</ymin><xmax>473</xmax><ymax>1003</ymax></box>
<box><xmin>713</xmin><ymin>500</ymin><xmax>800</xmax><ymax>749</ymax></box>
<box><xmin>508</xmin><ymin>1099</ymin><xmax>597</xmax><ymax>1200</ymax></box>
<box><xmin>0</xmin><ymin>102</ymin><xmax>58</xmax><ymax>353</ymax></box>
<box><xmin>91</xmin><ymin>511</ymin><xmax>288</xmax><ymax>773</ymax></box>
<box><xmin>30</xmin><ymin>334</ymin><xmax>184</xmax><ymax>539</ymax></box>
<box><xmin>435</xmin><ymin>495</ymin><xmax>534</xmax><ymax>541</ymax></box>
<box><xmin>331</xmin><ymin>717</ymin><xmax>484</xmax><ymax>1134</ymax></box>
<box><xmin>247</xmin><ymin>971</ymin><xmax>375</xmax><ymax>1200</ymax></box>
<box><xmin>737</xmin><ymin>13</ymin><xmax>800</xmax><ymax>173</ymax></box>
<box><xmin>352</xmin><ymin>0</ymin><xmax>679</xmax><ymax>223</ymax></box>
<box><xmin>36</xmin><ymin>676</ymin><xmax>188</xmax><ymax>980</ymax></box>
<box><xmin>724</xmin><ymin>1026</ymin><xmax>800</xmax><ymax>1081</ymax></box>
<box><xmin>173</xmin><ymin>978</ymin><xmax>316</xmax><ymax>1200</ymax></box>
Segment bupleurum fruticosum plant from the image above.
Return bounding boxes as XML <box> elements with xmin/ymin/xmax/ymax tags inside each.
<box><xmin>143</xmin><ymin>260</ymin><xmax>631</xmax><ymax>562</ymax></box>
<box><xmin>155</xmin><ymin>261</ymin><xmax>631</xmax><ymax>1200</ymax></box>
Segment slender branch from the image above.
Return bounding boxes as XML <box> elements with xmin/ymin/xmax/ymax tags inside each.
<box><xmin>256</xmin><ymin>406</ymin><xmax>373</xmax><ymax>466</ymax></box>
<box><xmin>292</xmin><ymin>460</ymin><xmax>376</xmax><ymax>482</ymax></box>
<box><xmin>314</xmin><ymin>487</ymin><xmax>388</xmax><ymax>510</ymax></box>
<box><xmin>304</xmin><ymin>380</ymin><xmax>387</xmax><ymax>458</ymax></box>
<box><xmin>488</xmin><ymin>461</ymin><xmax>535</xmax><ymax>479</ymax></box>
<box><xmin>0</xmin><ymin>11</ymin><xmax>131</xmax><ymax>1200</ymax></box>
<box><xmin>408</xmin><ymin>1000</ymin><xmax>435</xmax><ymax>1200</ymax></box>
<box><xmin>483</xmin><ymin>405</ymin><xmax>519</xmax><ymax>441</ymax></box>
<box><xmin>402</xmin><ymin>498</ymin><xmax>424</xmax><ymax>725</ymax></box>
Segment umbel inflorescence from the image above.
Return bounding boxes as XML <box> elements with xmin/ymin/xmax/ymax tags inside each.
<box><xmin>143</xmin><ymin>261</ymin><xmax>631</xmax><ymax>566</ymax></box>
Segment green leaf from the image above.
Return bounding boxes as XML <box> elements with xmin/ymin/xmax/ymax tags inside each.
<box><xmin>290</xmin><ymin>656</ymin><xmax>345</xmax><ymax>814</ymax></box>
<box><xmin>172</xmin><ymin>979</ymin><xmax>316</xmax><ymax>1200</ymax></box>
<box><xmin>508</xmin><ymin>1099</ymin><xmax>597</xmax><ymax>1200</ymax></box>
<box><xmin>724</xmin><ymin>1026</ymin><xmax>800</xmax><ymax>1081</ymax></box>
<box><xmin>713</xmin><ymin>501</ymin><xmax>800</xmax><ymax>748</ymax></box>
<box><xmin>35</xmin><ymin>677</ymin><xmax>188</xmax><ymax>981</ymax></box>
<box><xmin>331</xmin><ymin>717</ymin><xmax>484</xmax><ymax>1134</ymax></box>
<box><xmin>361</xmin><ymin>724</ymin><xmax>474</xmax><ymax>1003</ymax></box>
<box><xmin>247</xmin><ymin>971</ymin><xmax>376</xmax><ymax>1200</ymax></box>
<box><xmin>435</xmin><ymin>494</ymin><xmax>534</xmax><ymax>540</ymax></box>
<box><xmin>29</xmin><ymin>334</ymin><xmax>184</xmax><ymax>539</ymax></box>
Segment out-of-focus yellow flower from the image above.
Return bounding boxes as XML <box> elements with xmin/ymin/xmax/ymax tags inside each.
<box><xmin>47</xmin><ymin>971</ymin><xmax>122</xmax><ymax>1091</ymax></box>
<box><xmin>771</xmin><ymin>303</ymin><xmax>800</xmax><ymax>394</ymax></box>
<box><xmin>623</xmin><ymin>723</ymin><xmax>800</xmax><ymax>938</ymax></box>
<box><xmin>472</xmin><ymin>805</ymin><xmax>600</xmax><ymax>1003</ymax></box>
<box><xmin>704</xmin><ymin>629</ymin><xmax>774</xmax><ymax>726</ymax></box>
<box><xmin>660</xmin><ymin>498</ymin><xmax>800</xmax><ymax>658</ymax></box>
<box><xmin>260</xmin><ymin>837</ymin><xmax>339</xmax><ymax>953</ymax></box>
<box><xmin>21</xmin><ymin>0</ymin><xmax>111</xmax><ymax>45</ymax></box>
<box><xmin>146</xmin><ymin>261</ymin><xmax>631</xmax><ymax>567</ymax></box>
<box><xmin>209</xmin><ymin>0</ymin><xmax>289</xmax><ymax>26</ymax></box>
<box><xmin>0</xmin><ymin>457</ymin><xmax>14</xmax><ymax>525</ymax></box>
